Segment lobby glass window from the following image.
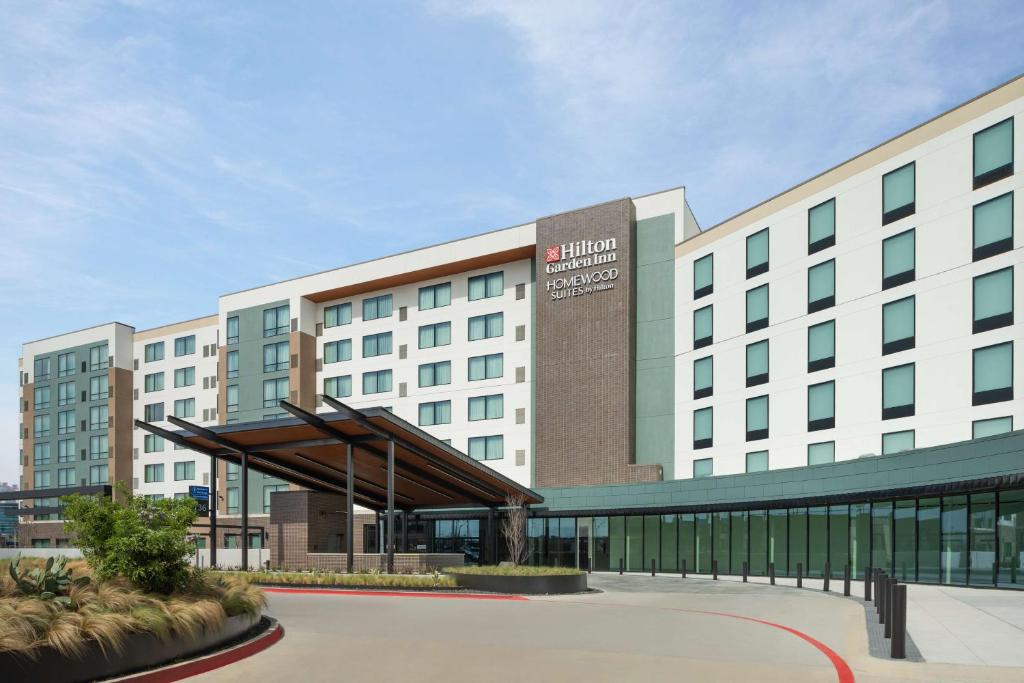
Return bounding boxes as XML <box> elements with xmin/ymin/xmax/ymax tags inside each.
<box><xmin>807</xmin><ymin>506</ymin><xmax>829</xmax><ymax>577</ymax></box>
<box><xmin>58</xmin><ymin>439</ymin><xmax>74</xmax><ymax>462</ymax></box>
<box><xmin>263</xmin><ymin>484</ymin><xmax>288</xmax><ymax>513</ymax></box>
<box><xmin>872</xmin><ymin>501</ymin><xmax>892</xmax><ymax>573</ymax></box>
<box><xmin>680</xmin><ymin>514</ymin><xmax>696</xmax><ymax>574</ymax></box>
<box><xmin>746</xmin><ymin>284</ymin><xmax>769</xmax><ymax>332</ymax></box>
<box><xmin>227</xmin><ymin>462</ymin><xmax>239</xmax><ymax>481</ymax></box>
<box><xmin>468</xmin><ymin>435</ymin><xmax>503</xmax><ymax>461</ymax></box>
<box><xmin>263</xmin><ymin>341</ymin><xmax>290</xmax><ymax>371</ymax></box>
<box><xmin>324</xmin><ymin>339</ymin><xmax>352</xmax><ymax>364</ymax></box>
<box><xmin>640</xmin><ymin>515</ymin><xmax>659</xmax><ymax>572</ymax></box>
<box><xmin>420</xmin><ymin>360</ymin><xmax>453</xmax><ymax>387</ymax></box>
<box><xmin>34</xmin><ymin>470</ymin><xmax>51</xmax><ymax>488</ymax></box>
<box><xmin>263</xmin><ymin>304</ymin><xmax>290</xmax><ymax>336</ymax></box>
<box><xmin>882</xmin><ymin>228</ymin><xmax>915</xmax><ymax>289</ymax></box>
<box><xmin>173</xmin><ymin>398</ymin><xmax>195</xmax><ymax>418</ymax></box>
<box><xmin>828</xmin><ymin>505</ymin><xmax>849</xmax><ymax>578</ymax></box>
<box><xmin>807</xmin><ymin>259</ymin><xmax>835</xmax><ymax>313</ymax></box>
<box><xmin>693</xmin><ymin>305</ymin><xmax>713</xmax><ymax>349</ymax></box>
<box><xmin>998</xmin><ymin>489</ymin><xmax>1024</xmax><ymax>587</ymax></box>
<box><xmin>89</xmin><ymin>435</ymin><xmax>108</xmax><ymax>459</ymax></box>
<box><xmin>468</xmin><ymin>394</ymin><xmax>503</xmax><ymax>421</ymax></box>
<box><xmin>749</xmin><ymin>510</ymin><xmax>768</xmax><ymax>575</ymax></box>
<box><xmin>263</xmin><ymin>377</ymin><xmax>289</xmax><ymax>407</ymax></box>
<box><xmin>746</xmin><ymin>340</ymin><xmax>769</xmax><ymax>386</ymax></box>
<box><xmin>693</xmin><ymin>457</ymin><xmax>712</xmax><ymax>478</ymax></box>
<box><xmin>769</xmin><ymin>509</ymin><xmax>788</xmax><ymax>575</ymax></box>
<box><xmin>893</xmin><ymin>500</ymin><xmax>916</xmax><ymax>581</ymax></box>
<box><xmin>973</xmin><ymin>341</ymin><xmax>1013</xmax><ymax>405</ymax></box>
<box><xmin>226</xmin><ymin>316</ymin><xmax>239</xmax><ymax>345</ymax></box>
<box><xmin>694</xmin><ymin>513</ymin><xmax>712</xmax><ymax>572</ymax></box>
<box><xmin>467</xmin><ymin>353</ymin><xmax>502</xmax><ymax>381</ymax></box>
<box><xmin>941</xmin><ymin>495</ymin><xmax>968</xmax><ymax>585</ymax></box>
<box><xmin>468</xmin><ymin>312</ymin><xmax>503</xmax><ymax>340</ymax></box>
<box><xmin>418</xmin><ymin>400</ymin><xmax>452</xmax><ymax>426</ymax></box>
<box><xmin>362</xmin><ymin>332</ymin><xmax>392</xmax><ymax>357</ymax></box>
<box><xmin>730</xmin><ymin>510</ymin><xmax>748</xmax><ymax>575</ymax></box>
<box><xmin>974</xmin><ymin>117</ymin><xmax>1014</xmax><ymax>188</ymax></box>
<box><xmin>419</xmin><ymin>322</ymin><xmax>451</xmax><ymax>349</ymax></box>
<box><xmin>713</xmin><ymin>511</ymin><xmax>730</xmax><ymax>574</ymax></box>
<box><xmin>882</xmin><ymin>363</ymin><xmax>915</xmax><ymax>419</ymax></box>
<box><xmin>415</xmin><ymin>282</ymin><xmax>452</xmax><ymax>312</ymax></box>
<box><xmin>918</xmin><ymin>498</ymin><xmax>941</xmax><ymax>582</ymax></box>
<box><xmin>746</xmin><ymin>395</ymin><xmax>768</xmax><ymax>441</ymax></box>
<box><xmin>627</xmin><ymin>516</ymin><xmax>645</xmax><ymax>572</ymax></box>
<box><xmin>693</xmin><ymin>254</ymin><xmax>713</xmax><ymax>298</ymax></box>
<box><xmin>693</xmin><ymin>356</ymin><xmax>713</xmax><ymax>399</ymax></box>
<box><xmin>144</xmin><ymin>463</ymin><xmax>164</xmax><ymax>483</ymax></box>
<box><xmin>808</xmin><ymin>381</ymin><xmax>835</xmax><ymax>431</ymax></box>
<box><xmin>973</xmin><ymin>193</ymin><xmax>1014</xmax><ymax>261</ymax></box>
<box><xmin>746</xmin><ymin>228</ymin><xmax>769</xmax><ymax>278</ymax></box>
<box><xmin>174</xmin><ymin>335</ymin><xmax>195</xmax><ymax>357</ymax></box>
<box><xmin>973</xmin><ymin>267</ymin><xmax>1013</xmax><ymax>333</ymax></box>
<box><xmin>145</xmin><ymin>372</ymin><xmax>164</xmax><ymax>393</ymax></box>
<box><xmin>882</xmin><ymin>162</ymin><xmax>915</xmax><ymax>224</ymax></box>
<box><xmin>144</xmin><ymin>343</ymin><xmax>163</xmax><ymax>363</ymax></box>
<box><xmin>89</xmin><ymin>405</ymin><xmax>108</xmax><ymax>430</ymax></box>
<box><xmin>850</xmin><ymin>503</ymin><xmax>871</xmax><ymax>580</ymax></box>
<box><xmin>89</xmin><ymin>343</ymin><xmax>109</xmax><ymax>371</ymax></box>
<box><xmin>362</xmin><ymin>370</ymin><xmax>392</xmax><ymax>394</ymax></box>
<box><xmin>227</xmin><ymin>488</ymin><xmax>239</xmax><ymax>514</ymax></box>
<box><xmin>661</xmin><ymin>514</ymin><xmax>679</xmax><ymax>573</ymax></box>
<box><xmin>33</xmin><ymin>442</ymin><xmax>50</xmax><ymax>466</ymax></box>
<box><xmin>89</xmin><ymin>375</ymin><xmax>108</xmax><ymax>400</ymax></box>
<box><xmin>693</xmin><ymin>407</ymin><xmax>712</xmax><ymax>450</ymax></box>
<box><xmin>58</xmin><ymin>467</ymin><xmax>76</xmax><ymax>488</ymax></box>
<box><xmin>468</xmin><ymin>271</ymin><xmax>503</xmax><ymax>300</ymax></box>
<box><xmin>57</xmin><ymin>381</ymin><xmax>75</xmax><ymax>406</ymax></box>
<box><xmin>57</xmin><ymin>410</ymin><xmax>75</xmax><ymax>435</ymax></box>
<box><xmin>225</xmin><ymin>350</ymin><xmax>239</xmax><ymax>379</ymax></box>
<box><xmin>969</xmin><ymin>492</ymin><xmax>998</xmax><ymax>586</ymax></box>
<box><xmin>33</xmin><ymin>385</ymin><xmax>50</xmax><ymax>410</ymax></box>
<box><xmin>324</xmin><ymin>375</ymin><xmax>352</xmax><ymax>398</ymax></box>
<box><xmin>57</xmin><ymin>351</ymin><xmax>76</xmax><ymax>376</ymax></box>
<box><xmin>226</xmin><ymin>385</ymin><xmax>239</xmax><ymax>413</ymax></box>
<box><xmin>882</xmin><ymin>296</ymin><xmax>915</xmax><ymax>354</ymax></box>
<box><xmin>882</xmin><ymin>430</ymin><xmax>914</xmax><ymax>455</ymax></box>
<box><xmin>808</xmin><ymin>198</ymin><xmax>836</xmax><ymax>254</ymax></box>
<box><xmin>324</xmin><ymin>302</ymin><xmax>352</xmax><ymax>328</ymax></box>
<box><xmin>35</xmin><ymin>357</ymin><xmax>51</xmax><ymax>381</ymax></box>
<box><xmin>973</xmin><ymin>416</ymin><xmax>1012</xmax><ymax>438</ymax></box>
<box><xmin>174</xmin><ymin>461</ymin><xmax>195</xmax><ymax>481</ymax></box>
<box><xmin>746</xmin><ymin>450</ymin><xmax>768</xmax><ymax>473</ymax></box>
<box><xmin>174</xmin><ymin>366</ymin><xmax>196</xmax><ymax>388</ymax></box>
<box><xmin>808</xmin><ymin>441</ymin><xmax>835</xmax><ymax>466</ymax></box>
<box><xmin>144</xmin><ymin>434</ymin><xmax>163</xmax><ymax>453</ymax></box>
<box><xmin>34</xmin><ymin>414</ymin><xmax>50</xmax><ymax>438</ymax></box>
<box><xmin>807</xmin><ymin>320</ymin><xmax>835</xmax><ymax>372</ymax></box>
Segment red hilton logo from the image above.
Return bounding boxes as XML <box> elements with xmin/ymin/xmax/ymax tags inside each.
<box><xmin>545</xmin><ymin>245</ymin><xmax>561</xmax><ymax>263</ymax></box>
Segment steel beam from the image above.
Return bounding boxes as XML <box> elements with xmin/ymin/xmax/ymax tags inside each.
<box><xmin>387</xmin><ymin>439</ymin><xmax>395</xmax><ymax>574</ymax></box>
<box><xmin>346</xmin><ymin>443</ymin><xmax>354</xmax><ymax>574</ymax></box>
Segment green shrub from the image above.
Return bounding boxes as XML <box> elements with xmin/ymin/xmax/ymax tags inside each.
<box><xmin>215</xmin><ymin>569</ymin><xmax>457</xmax><ymax>589</ymax></box>
<box><xmin>444</xmin><ymin>565</ymin><xmax>583</xmax><ymax>576</ymax></box>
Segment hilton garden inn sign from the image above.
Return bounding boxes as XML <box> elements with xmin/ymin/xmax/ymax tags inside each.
<box><xmin>543</xmin><ymin>238</ymin><xmax>620</xmax><ymax>300</ymax></box>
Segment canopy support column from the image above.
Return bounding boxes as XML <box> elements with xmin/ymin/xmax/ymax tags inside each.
<box><xmin>346</xmin><ymin>443</ymin><xmax>354</xmax><ymax>574</ymax></box>
<box><xmin>387</xmin><ymin>439</ymin><xmax>395</xmax><ymax>574</ymax></box>
<box><xmin>401</xmin><ymin>511</ymin><xmax>409</xmax><ymax>552</ymax></box>
<box><xmin>487</xmin><ymin>507</ymin><xmax>497</xmax><ymax>565</ymax></box>
<box><xmin>209</xmin><ymin>454</ymin><xmax>218</xmax><ymax>568</ymax></box>
<box><xmin>241</xmin><ymin>450</ymin><xmax>249</xmax><ymax>571</ymax></box>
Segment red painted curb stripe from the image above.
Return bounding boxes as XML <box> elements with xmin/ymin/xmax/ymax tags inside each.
<box><xmin>117</xmin><ymin>622</ymin><xmax>284</xmax><ymax>683</ymax></box>
<box><xmin>262</xmin><ymin>586</ymin><xmax>528</xmax><ymax>601</ymax></box>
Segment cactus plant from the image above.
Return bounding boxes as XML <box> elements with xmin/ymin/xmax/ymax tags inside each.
<box><xmin>8</xmin><ymin>554</ymin><xmax>90</xmax><ymax>607</ymax></box>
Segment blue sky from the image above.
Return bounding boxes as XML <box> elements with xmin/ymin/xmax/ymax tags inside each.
<box><xmin>2</xmin><ymin>1</ymin><xmax>1023</xmax><ymax>483</ymax></box>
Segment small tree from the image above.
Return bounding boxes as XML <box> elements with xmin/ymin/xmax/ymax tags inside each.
<box><xmin>62</xmin><ymin>483</ymin><xmax>198</xmax><ymax>594</ymax></box>
<box><xmin>501</xmin><ymin>493</ymin><xmax>528</xmax><ymax>566</ymax></box>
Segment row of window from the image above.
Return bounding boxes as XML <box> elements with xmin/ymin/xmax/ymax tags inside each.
<box><xmin>32</xmin><ymin>435</ymin><xmax>109</xmax><ymax>465</ymax></box>
<box><xmin>32</xmin><ymin>376</ymin><xmax>110</xmax><ymax>409</ymax></box>
<box><xmin>142</xmin><ymin>367</ymin><xmax>196</xmax><ymax>392</ymax></box>
<box><xmin>34</xmin><ymin>344</ymin><xmax>109</xmax><ymax>381</ymax></box>
<box><xmin>32</xmin><ymin>406</ymin><xmax>108</xmax><ymax>437</ymax></box>
<box><xmin>321</xmin><ymin>352</ymin><xmax>507</xmax><ymax>403</ymax></box>
<box><xmin>141</xmin><ymin>398</ymin><xmax>196</xmax><ymax>423</ymax></box>
<box><xmin>32</xmin><ymin>464</ymin><xmax>107</xmax><ymax>488</ymax></box>
<box><xmin>142</xmin><ymin>461</ymin><xmax>197</xmax><ymax>483</ymax></box>
<box><xmin>143</xmin><ymin>335</ymin><xmax>196</xmax><ymax>363</ymax></box>
<box><xmin>416</xmin><ymin>394</ymin><xmax>505</xmax><ymax>426</ymax></box>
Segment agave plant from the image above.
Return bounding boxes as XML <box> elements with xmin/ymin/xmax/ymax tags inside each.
<box><xmin>8</xmin><ymin>555</ymin><xmax>91</xmax><ymax>607</ymax></box>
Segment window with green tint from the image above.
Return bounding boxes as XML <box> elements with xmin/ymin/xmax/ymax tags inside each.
<box><xmin>693</xmin><ymin>305</ymin><xmax>713</xmax><ymax>348</ymax></box>
<box><xmin>746</xmin><ymin>284</ymin><xmax>769</xmax><ymax>331</ymax></box>
<box><xmin>226</xmin><ymin>385</ymin><xmax>239</xmax><ymax>413</ymax></box>
<box><xmin>680</xmin><ymin>514</ymin><xmax>695</xmax><ymax>575</ymax></box>
<box><xmin>730</xmin><ymin>510</ymin><xmax>747</xmax><ymax>575</ymax></box>
<box><xmin>882</xmin><ymin>229</ymin><xmax>915</xmax><ymax>289</ymax></box>
<box><xmin>973</xmin><ymin>342</ymin><xmax>1013</xmax><ymax>405</ymax></box>
<box><xmin>746</xmin><ymin>450</ymin><xmax>768</xmax><ymax>473</ymax></box>
<box><xmin>174</xmin><ymin>367</ymin><xmax>195</xmax><ymax>388</ymax></box>
<box><xmin>468</xmin><ymin>312</ymin><xmax>503</xmax><ymax>340</ymax></box>
<box><xmin>693</xmin><ymin>407</ymin><xmax>712</xmax><ymax>449</ymax></box>
<box><xmin>973</xmin><ymin>193</ymin><xmax>1013</xmax><ymax>260</ymax></box>
<box><xmin>769</xmin><ymin>509</ymin><xmax>788</xmax><ymax>575</ymax></box>
<box><xmin>807</xmin><ymin>441</ymin><xmax>834</xmax><ymax>465</ymax></box>
<box><xmin>468</xmin><ymin>271</ymin><xmax>503</xmax><ymax>301</ymax></box>
<box><xmin>362</xmin><ymin>295</ymin><xmax>392</xmax><ymax>321</ymax></box>
<box><xmin>850</xmin><ymin>503</ymin><xmax>871</xmax><ymax>579</ymax></box>
<box><xmin>872</xmin><ymin>501</ymin><xmax>893</xmax><ymax>573</ymax></box>
<box><xmin>263</xmin><ymin>340</ymin><xmax>290</xmax><ymax>371</ymax></box>
<box><xmin>693</xmin><ymin>254</ymin><xmax>713</xmax><ymax>298</ymax></box>
<box><xmin>626</xmin><ymin>516</ymin><xmax>644</xmax><ymax>572</ymax></box>
<box><xmin>807</xmin><ymin>506</ymin><xmax>828</xmax><ymax>578</ymax></box>
<box><xmin>609</xmin><ymin>517</ymin><xmax>625</xmax><ymax>571</ymax></box>
<box><xmin>998</xmin><ymin>490</ymin><xmax>1024</xmax><ymax>587</ymax></box>
<box><xmin>263</xmin><ymin>304</ymin><xmax>290</xmax><ymax>337</ymax></box>
<box><xmin>324</xmin><ymin>339</ymin><xmax>352</xmax><ymax>364</ymax></box>
<box><xmin>746</xmin><ymin>339</ymin><xmax>769</xmax><ymax>386</ymax></box>
<box><xmin>173</xmin><ymin>398</ymin><xmax>195</xmax><ymax>418</ymax></box>
<box><xmin>973</xmin><ymin>416</ymin><xmax>1012</xmax><ymax>438</ymax></box>
<box><xmin>969</xmin><ymin>493</ymin><xmax>997</xmax><ymax>586</ymax></box>
<box><xmin>882</xmin><ymin>296</ymin><xmax>915</xmax><ymax>354</ymax></box>
<box><xmin>695</xmin><ymin>512</ymin><xmax>712</xmax><ymax>573</ymax></box>
<box><xmin>467</xmin><ymin>353</ymin><xmax>501</xmax><ymax>381</ymax></box>
<box><xmin>808</xmin><ymin>198</ymin><xmax>836</xmax><ymax>253</ymax></box>
<box><xmin>660</xmin><ymin>514</ymin><xmax>679</xmax><ymax>573</ymax></box>
<box><xmin>789</xmin><ymin>507</ymin><xmax>807</xmax><ymax>577</ymax></box>
<box><xmin>643</xmin><ymin>515</ymin><xmax>660</xmax><ymax>571</ymax></box>
<box><xmin>894</xmin><ymin>500</ymin><xmax>917</xmax><ymax>581</ymax></box>
<box><xmin>226</xmin><ymin>350</ymin><xmax>239</xmax><ymax>378</ymax></box>
<box><xmin>917</xmin><ymin>498</ymin><xmax>941</xmax><ymax>582</ymax></box>
<box><xmin>324</xmin><ymin>302</ymin><xmax>352</xmax><ymax>327</ymax></box>
<box><xmin>882</xmin><ymin>363</ymin><xmax>915</xmax><ymax>419</ymax></box>
<box><xmin>226</xmin><ymin>316</ymin><xmax>239</xmax><ymax>344</ymax></box>
<box><xmin>324</xmin><ymin>375</ymin><xmax>352</xmax><ymax>398</ymax></box>
<box><xmin>828</xmin><ymin>505</ymin><xmax>849</xmax><ymax>578</ymax></box>
<box><xmin>941</xmin><ymin>495</ymin><xmax>968</xmax><ymax>585</ymax></box>
<box><xmin>746</xmin><ymin>228</ymin><xmax>769</xmax><ymax>277</ymax></box>
<box><xmin>693</xmin><ymin>456</ymin><xmax>713</xmax><ymax>478</ymax></box>
<box><xmin>882</xmin><ymin>162</ymin><xmax>915</xmax><ymax>223</ymax></box>
<box><xmin>592</xmin><ymin>517</ymin><xmax>610</xmax><ymax>571</ymax></box>
<box><xmin>418</xmin><ymin>282</ymin><xmax>451</xmax><ymax>310</ymax></box>
<box><xmin>807</xmin><ymin>380</ymin><xmax>835</xmax><ymax>431</ymax></box>
<box><xmin>973</xmin><ymin>117</ymin><xmax>1013</xmax><ymax>186</ymax></box>
<box><xmin>746</xmin><ymin>396</ymin><xmax>768</xmax><ymax>441</ymax></box>
<box><xmin>882</xmin><ymin>430</ymin><xmax>914</xmax><ymax>455</ymax></box>
<box><xmin>749</xmin><ymin>510</ymin><xmax>767</xmax><ymax>575</ymax></box>
<box><xmin>973</xmin><ymin>267</ymin><xmax>1013</xmax><ymax>333</ymax></box>
<box><xmin>419</xmin><ymin>322</ymin><xmax>452</xmax><ymax>348</ymax></box>
<box><xmin>362</xmin><ymin>332</ymin><xmax>392</xmax><ymax>357</ymax></box>
<box><xmin>361</xmin><ymin>369</ymin><xmax>392</xmax><ymax>394</ymax></box>
<box><xmin>808</xmin><ymin>320</ymin><xmax>835</xmax><ymax>371</ymax></box>
<box><xmin>713</xmin><ymin>511</ymin><xmax>730</xmax><ymax>574</ymax></box>
<box><xmin>144</xmin><ymin>372</ymin><xmax>164</xmax><ymax>392</ymax></box>
<box><xmin>807</xmin><ymin>259</ymin><xmax>835</xmax><ymax>312</ymax></box>
<box><xmin>468</xmin><ymin>394</ymin><xmax>503</xmax><ymax>421</ymax></box>
<box><xmin>693</xmin><ymin>356</ymin><xmax>713</xmax><ymax>399</ymax></box>
<box><xmin>468</xmin><ymin>435</ymin><xmax>503</xmax><ymax>461</ymax></box>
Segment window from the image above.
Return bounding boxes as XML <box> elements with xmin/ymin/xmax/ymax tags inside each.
<box><xmin>882</xmin><ymin>228</ymin><xmax>915</xmax><ymax>289</ymax></box>
<box><xmin>970</xmin><ymin>192</ymin><xmax>1011</xmax><ymax>262</ymax></box>
<box><xmin>362</xmin><ymin>295</ymin><xmax>392</xmax><ymax>321</ymax></box>
<box><xmin>693</xmin><ymin>356</ymin><xmax>713</xmax><ymax>399</ymax></box>
<box><xmin>57</xmin><ymin>381</ymin><xmax>74</xmax><ymax>406</ymax></box>
<box><xmin>808</xmin><ymin>259</ymin><xmax>835</xmax><ymax>313</ymax></box>
<box><xmin>362</xmin><ymin>332</ymin><xmax>393</xmax><ymax>357</ymax></box>
<box><xmin>419</xmin><ymin>282</ymin><xmax>452</xmax><ymax>310</ymax></box>
<box><xmin>324</xmin><ymin>339</ymin><xmax>352</xmax><ymax>364</ymax></box>
<box><xmin>33</xmin><ymin>470</ymin><xmax>52</xmax><ymax>488</ymax></box>
<box><xmin>263</xmin><ymin>484</ymin><xmax>288</xmax><ymax>513</ymax></box>
<box><xmin>806</xmin><ymin>320</ymin><xmax>836</xmax><ymax>373</ymax></box>
<box><xmin>33</xmin><ymin>443</ymin><xmax>50</xmax><ymax>466</ymax></box>
<box><xmin>974</xmin><ymin>117</ymin><xmax>1014</xmax><ymax>188</ymax></box>
<box><xmin>145</xmin><ymin>372</ymin><xmax>164</xmax><ymax>393</ymax></box>
<box><xmin>746</xmin><ymin>395</ymin><xmax>768</xmax><ymax>441</ymax></box>
<box><xmin>34</xmin><ymin>386</ymin><xmax>51</xmax><ymax>409</ymax></box>
<box><xmin>174</xmin><ymin>366</ymin><xmax>196</xmax><ymax>388</ymax></box>
<box><xmin>882</xmin><ymin>430</ymin><xmax>914</xmax><ymax>455</ymax></box>
<box><xmin>693</xmin><ymin>305</ymin><xmax>713</xmax><ymax>349</ymax></box>
<box><xmin>224</xmin><ymin>487</ymin><xmax>239</xmax><ymax>514</ymax></box>
<box><xmin>418</xmin><ymin>400</ymin><xmax>452</xmax><ymax>426</ymax></box>
<box><xmin>973</xmin><ymin>342</ymin><xmax>1013</xmax><ymax>405</ymax></box>
<box><xmin>693</xmin><ymin>254</ymin><xmax>713</xmax><ymax>298</ymax></box>
<box><xmin>57</xmin><ymin>352</ymin><xmax>76</xmax><ymax>377</ymax></box>
<box><xmin>973</xmin><ymin>416</ymin><xmax>1012</xmax><ymax>438</ymax></box>
<box><xmin>144</xmin><ymin>342</ymin><xmax>164</xmax><ymax>363</ymax></box>
<box><xmin>58</xmin><ymin>467</ymin><xmax>76</xmax><ymax>488</ymax></box>
<box><xmin>34</xmin><ymin>414</ymin><xmax>51</xmax><ymax>438</ymax></box>
<box><xmin>882</xmin><ymin>162</ymin><xmax>915</xmax><ymax>224</ymax></box>
<box><xmin>468</xmin><ymin>312</ymin><xmax>503</xmax><ymax>341</ymax></box>
<box><xmin>144</xmin><ymin>464</ymin><xmax>165</xmax><ymax>483</ymax></box>
<box><xmin>89</xmin><ymin>343</ymin><xmax>109</xmax><ymax>371</ymax></box>
<box><xmin>144</xmin><ymin>433</ymin><xmax>164</xmax><ymax>453</ymax></box>
<box><xmin>263</xmin><ymin>377</ymin><xmax>289</xmax><ymax>407</ymax></box>
<box><xmin>973</xmin><ymin>267</ymin><xmax>1014</xmax><ymax>333</ymax></box>
<box><xmin>88</xmin><ymin>405</ymin><xmax>108</xmax><ymax>430</ymax></box>
<box><xmin>174</xmin><ymin>461</ymin><xmax>196</xmax><ymax>481</ymax></box>
<box><xmin>882</xmin><ymin>296</ymin><xmax>915</xmax><ymax>354</ymax></box>
<box><xmin>468</xmin><ymin>435</ymin><xmax>503</xmax><ymax>460</ymax></box>
<box><xmin>746</xmin><ymin>228</ymin><xmax>769</xmax><ymax>278</ymax></box>
<box><xmin>89</xmin><ymin>375</ymin><xmax>109</xmax><ymax>400</ymax></box>
<box><xmin>173</xmin><ymin>398</ymin><xmax>195</xmax><ymax>418</ymax></box>
<box><xmin>362</xmin><ymin>370</ymin><xmax>392</xmax><ymax>394</ymax></box>
<box><xmin>58</xmin><ymin>439</ymin><xmax>74</xmax><ymax>462</ymax></box>
<box><xmin>808</xmin><ymin>441</ymin><xmax>835</xmax><ymax>465</ymax></box>
<box><xmin>808</xmin><ymin>381</ymin><xmax>835</xmax><ymax>431</ymax></box>
<box><xmin>808</xmin><ymin>198</ymin><xmax>836</xmax><ymax>254</ymax></box>
<box><xmin>226</xmin><ymin>316</ymin><xmax>239</xmax><ymax>345</ymax></box>
<box><xmin>324</xmin><ymin>375</ymin><xmax>352</xmax><ymax>398</ymax></box>
<box><xmin>467</xmin><ymin>354</ymin><xmax>502</xmax><ymax>381</ymax></box>
<box><xmin>324</xmin><ymin>303</ymin><xmax>352</xmax><ymax>328</ymax></box>
<box><xmin>226</xmin><ymin>385</ymin><xmax>239</xmax><ymax>413</ymax></box>
<box><xmin>89</xmin><ymin>435</ymin><xmax>108</xmax><ymax>459</ymax></box>
<box><xmin>746</xmin><ymin>284</ymin><xmax>769</xmax><ymax>332</ymax></box>
<box><xmin>468</xmin><ymin>271</ymin><xmax>503</xmax><ymax>300</ymax></box>
<box><xmin>263</xmin><ymin>304</ymin><xmax>290</xmax><ymax>337</ymax></box>
<box><xmin>419</xmin><ymin>322</ymin><xmax>451</xmax><ymax>349</ymax></box>
<box><xmin>34</xmin><ymin>357</ymin><xmax>51</xmax><ymax>381</ymax></box>
<box><xmin>225</xmin><ymin>350</ymin><xmax>239</xmax><ymax>379</ymax></box>
<box><xmin>174</xmin><ymin>335</ymin><xmax>195</xmax><ymax>357</ymax></box>
<box><xmin>882</xmin><ymin>363</ymin><xmax>915</xmax><ymax>419</ymax></box>
<box><xmin>693</xmin><ymin>458</ymin><xmax>713</xmax><ymax>478</ymax></box>
<box><xmin>468</xmin><ymin>394</ymin><xmax>503</xmax><ymax>421</ymax></box>
<box><xmin>57</xmin><ymin>410</ymin><xmax>75</xmax><ymax>435</ymax></box>
<box><xmin>263</xmin><ymin>341</ymin><xmax>290</xmax><ymax>371</ymax></box>
<box><xmin>226</xmin><ymin>463</ymin><xmax>239</xmax><ymax>481</ymax></box>
<box><xmin>89</xmin><ymin>464</ymin><xmax>108</xmax><ymax>485</ymax></box>
<box><xmin>746</xmin><ymin>451</ymin><xmax>768</xmax><ymax>473</ymax></box>
<box><xmin>693</xmin><ymin>407</ymin><xmax>712</xmax><ymax>449</ymax></box>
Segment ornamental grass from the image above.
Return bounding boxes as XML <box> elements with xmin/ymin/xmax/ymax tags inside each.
<box><xmin>444</xmin><ymin>565</ymin><xmax>583</xmax><ymax>576</ymax></box>
<box><xmin>216</xmin><ymin>569</ymin><xmax>457</xmax><ymax>589</ymax></box>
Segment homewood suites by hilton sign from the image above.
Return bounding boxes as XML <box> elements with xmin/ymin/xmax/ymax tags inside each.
<box><xmin>543</xmin><ymin>238</ymin><xmax>619</xmax><ymax>301</ymax></box>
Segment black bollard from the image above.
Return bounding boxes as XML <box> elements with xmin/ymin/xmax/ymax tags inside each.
<box><xmin>843</xmin><ymin>564</ymin><xmax>851</xmax><ymax>597</ymax></box>
<box><xmin>865</xmin><ymin>566</ymin><xmax>872</xmax><ymax>602</ymax></box>
<box><xmin>619</xmin><ymin>557</ymin><xmax>624</xmax><ymax>576</ymax></box>
<box><xmin>797</xmin><ymin>562</ymin><xmax>803</xmax><ymax>588</ymax></box>
<box><xmin>884</xmin><ymin>578</ymin><xmax>896</xmax><ymax>638</ymax></box>
<box><xmin>651</xmin><ymin>558</ymin><xmax>656</xmax><ymax>577</ymax></box>
<box><xmin>713</xmin><ymin>559</ymin><xmax>718</xmax><ymax>580</ymax></box>
<box><xmin>879</xmin><ymin>574</ymin><xmax>888</xmax><ymax>624</ymax></box>
<box><xmin>742</xmin><ymin>561</ymin><xmax>748</xmax><ymax>583</ymax></box>
<box><xmin>890</xmin><ymin>584</ymin><xmax>907</xmax><ymax>659</ymax></box>
<box><xmin>681</xmin><ymin>558</ymin><xmax>686</xmax><ymax>578</ymax></box>
<box><xmin>823</xmin><ymin>562</ymin><xmax>830</xmax><ymax>592</ymax></box>
<box><xmin>769</xmin><ymin>562</ymin><xmax>775</xmax><ymax>585</ymax></box>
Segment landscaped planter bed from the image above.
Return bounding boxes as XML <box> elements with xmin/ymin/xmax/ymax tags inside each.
<box><xmin>446</xmin><ymin>568</ymin><xmax>588</xmax><ymax>595</ymax></box>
